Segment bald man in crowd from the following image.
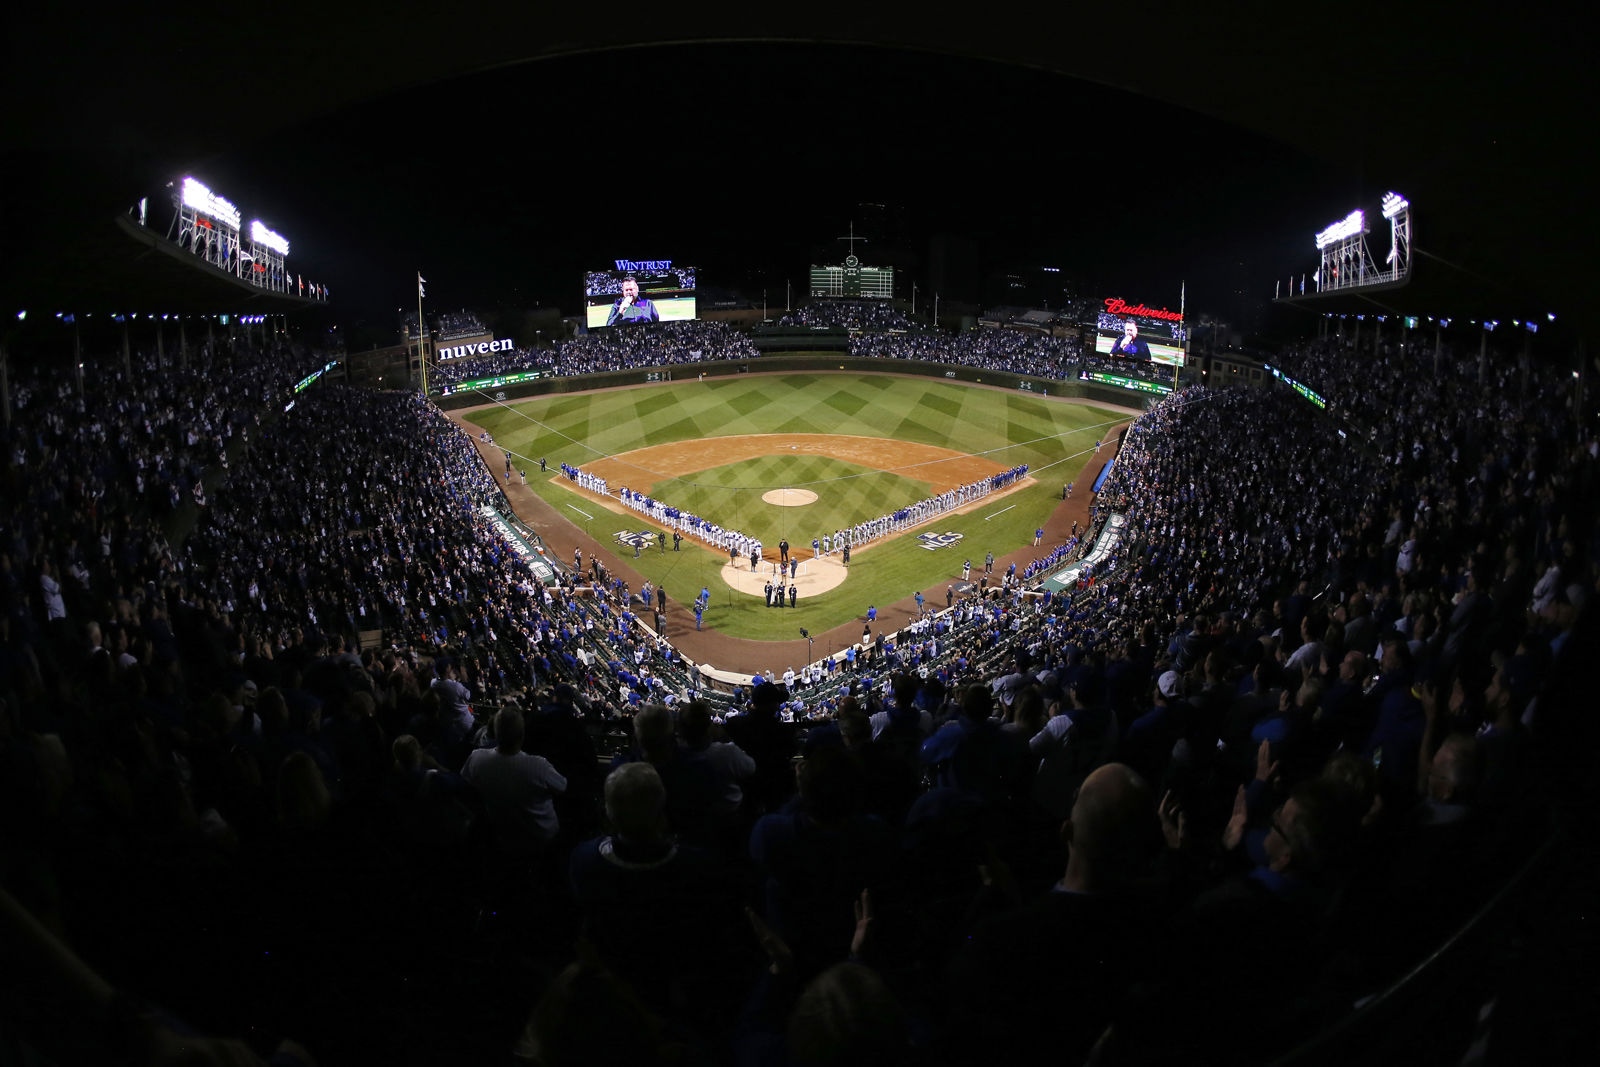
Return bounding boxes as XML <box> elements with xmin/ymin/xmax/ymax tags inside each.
<box><xmin>948</xmin><ymin>763</ymin><xmax>1165</xmax><ymax>1063</ymax></box>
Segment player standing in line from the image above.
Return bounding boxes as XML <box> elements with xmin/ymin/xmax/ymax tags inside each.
<box><xmin>963</xmin><ymin>559</ymin><xmax>972</xmax><ymax>582</ymax></box>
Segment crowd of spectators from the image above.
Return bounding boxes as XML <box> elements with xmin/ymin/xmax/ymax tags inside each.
<box><xmin>428</xmin><ymin>316</ymin><xmax>1181</xmax><ymax>396</ymax></box>
<box><xmin>432</xmin><ymin>310</ymin><xmax>488</xmax><ymax>340</ymax></box>
<box><xmin>402</xmin><ymin>309</ymin><xmax>487</xmax><ymax>341</ymax></box>
<box><xmin>434</xmin><ymin>320</ymin><xmax>759</xmax><ymax>390</ymax></box>
<box><xmin>584</xmin><ymin>269</ymin><xmax>696</xmax><ymax>295</ymax></box>
<box><xmin>556</xmin><ymin>320</ymin><xmax>757</xmax><ymax>374</ymax></box>
<box><xmin>777</xmin><ymin>300</ymin><xmax>922</xmax><ymax>331</ymax></box>
<box><xmin>851</xmin><ymin>326</ymin><xmax>1089</xmax><ymax>380</ymax></box>
<box><xmin>433</xmin><ymin>346</ymin><xmax>559</xmax><ymax>388</ymax></box>
<box><xmin>1</xmin><ymin>307</ymin><xmax>1593</xmax><ymax>1063</ymax></box>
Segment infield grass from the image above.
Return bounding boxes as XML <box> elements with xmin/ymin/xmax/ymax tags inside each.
<box><xmin>467</xmin><ymin>373</ymin><xmax>1127</xmax><ymax>640</ymax></box>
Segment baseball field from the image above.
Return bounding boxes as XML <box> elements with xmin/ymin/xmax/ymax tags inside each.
<box><xmin>458</xmin><ymin>371</ymin><xmax>1130</xmax><ymax>642</ymax></box>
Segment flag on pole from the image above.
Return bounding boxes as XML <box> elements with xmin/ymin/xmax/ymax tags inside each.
<box><xmin>418</xmin><ymin>272</ymin><xmax>427</xmax><ymax>298</ymax></box>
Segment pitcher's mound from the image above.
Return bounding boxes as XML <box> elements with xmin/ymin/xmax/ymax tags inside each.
<box><xmin>762</xmin><ymin>488</ymin><xmax>818</xmax><ymax>507</ymax></box>
<box><xmin>723</xmin><ymin>554</ymin><xmax>848</xmax><ymax>599</ymax></box>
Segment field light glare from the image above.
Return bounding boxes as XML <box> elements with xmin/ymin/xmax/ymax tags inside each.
<box><xmin>250</xmin><ymin>220</ymin><xmax>290</xmax><ymax>256</ymax></box>
<box><xmin>180</xmin><ymin>177</ymin><xmax>241</xmax><ymax>230</ymax></box>
<box><xmin>1380</xmin><ymin>192</ymin><xmax>1409</xmax><ymax>219</ymax></box>
<box><xmin>1315</xmin><ymin>210</ymin><xmax>1367</xmax><ymax>249</ymax></box>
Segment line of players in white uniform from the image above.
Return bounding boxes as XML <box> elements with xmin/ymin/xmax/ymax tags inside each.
<box><xmin>566</xmin><ymin>462</ymin><xmax>1029</xmax><ymax>564</ymax></box>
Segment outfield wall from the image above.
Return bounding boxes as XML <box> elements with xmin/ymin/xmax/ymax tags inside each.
<box><xmin>433</xmin><ymin>354</ymin><xmax>1157</xmax><ymax>413</ymax></box>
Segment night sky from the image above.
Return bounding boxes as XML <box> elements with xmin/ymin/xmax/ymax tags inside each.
<box><xmin>184</xmin><ymin>44</ymin><xmax>1357</xmax><ymax>337</ymax></box>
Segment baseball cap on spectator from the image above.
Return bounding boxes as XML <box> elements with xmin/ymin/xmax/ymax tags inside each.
<box><xmin>1158</xmin><ymin>671</ymin><xmax>1182</xmax><ymax>698</ymax></box>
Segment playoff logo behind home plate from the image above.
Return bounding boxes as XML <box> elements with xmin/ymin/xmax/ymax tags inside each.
<box><xmin>918</xmin><ymin>531</ymin><xmax>964</xmax><ymax>552</ymax></box>
<box><xmin>614</xmin><ymin>530</ymin><xmax>658</xmax><ymax>551</ymax></box>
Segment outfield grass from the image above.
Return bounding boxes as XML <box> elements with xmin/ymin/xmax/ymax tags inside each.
<box><xmin>466</xmin><ymin>373</ymin><xmax>1128</xmax><ymax>640</ymax></box>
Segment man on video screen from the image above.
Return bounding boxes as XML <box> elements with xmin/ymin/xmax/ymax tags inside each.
<box><xmin>1108</xmin><ymin>318</ymin><xmax>1152</xmax><ymax>360</ymax></box>
<box><xmin>606</xmin><ymin>276</ymin><xmax>660</xmax><ymax>326</ymax></box>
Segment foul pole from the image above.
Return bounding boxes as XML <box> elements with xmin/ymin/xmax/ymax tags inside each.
<box><xmin>417</xmin><ymin>271</ymin><xmax>428</xmax><ymax>396</ymax></box>
<box><xmin>1176</xmin><ymin>280</ymin><xmax>1185</xmax><ymax>390</ymax></box>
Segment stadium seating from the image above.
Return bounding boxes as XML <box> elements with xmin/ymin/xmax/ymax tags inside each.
<box><xmin>0</xmin><ymin>315</ymin><xmax>1589</xmax><ymax>1065</ymax></box>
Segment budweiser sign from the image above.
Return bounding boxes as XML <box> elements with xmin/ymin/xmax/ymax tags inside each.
<box><xmin>1104</xmin><ymin>297</ymin><xmax>1184</xmax><ymax>322</ymax></box>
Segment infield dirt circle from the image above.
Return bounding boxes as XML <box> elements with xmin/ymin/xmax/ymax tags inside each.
<box><xmin>762</xmin><ymin>488</ymin><xmax>819</xmax><ymax>506</ymax></box>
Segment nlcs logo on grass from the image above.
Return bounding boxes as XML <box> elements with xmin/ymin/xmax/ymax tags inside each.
<box><xmin>918</xmin><ymin>531</ymin><xmax>964</xmax><ymax>552</ymax></box>
<box><xmin>615</xmin><ymin>531</ymin><xmax>657</xmax><ymax>550</ymax></box>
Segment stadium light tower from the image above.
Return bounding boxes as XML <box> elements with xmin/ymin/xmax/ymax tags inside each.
<box><xmin>1380</xmin><ymin>192</ymin><xmax>1412</xmax><ymax>284</ymax></box>
<box><xmin>249</xmin><ymin>220</ymin><xmax>291</xmax><ymax>294</ymax></box>
<box><xmin>1314</xmin><ymin>209</ymin><xmax>1374</xmax><ymax>294</ymax></box>
<box><xmin>175</xmin><ymin>177</ymin><xmax>242</xmax><ymax>273</ymax></box>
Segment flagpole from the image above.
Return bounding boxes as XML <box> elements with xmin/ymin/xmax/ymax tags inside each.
<box><xmin>417</xmin><ymin>271</ymin><xmax>427</xmax><ymax>398</ymax></box>
<box><xmin>1176</xmin><ymin>280</ymin><xmax>1185</xmax><ymax>391</ymax></box>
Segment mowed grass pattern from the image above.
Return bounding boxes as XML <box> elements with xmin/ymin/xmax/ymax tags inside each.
<box><xmin>647</xmin><ymin>457</ymin><xmax>935</xmax><ymax>553</ymax></box>
<box><xmin>471</xmin><ymin>374</ymin><xmax>1117</xmax><ymax>463</ymax></box>
<box><xmin>466</xmin><ymin>374</ymin><xmax>1127</xmax><ymax>641</ymax></box>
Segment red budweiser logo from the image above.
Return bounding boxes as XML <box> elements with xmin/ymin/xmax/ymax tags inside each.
<box><xmin>1104</xmin><ymin>297</ymin><xmax>1183</xmax><ymax>322</ymax></box>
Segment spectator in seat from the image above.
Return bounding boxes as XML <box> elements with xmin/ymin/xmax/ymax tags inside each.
<box><xmin>630</xmin><ymin>702</ymin><xmax>722</xmax><ymax>845</ymax></box>
<box><xmin>1119</xmin><ymin>669</ymin><xmax>1186</xmax><ymax>786</ymax></box>
<box><xmin>430</xmin><ymin>657</ymin><xmax>473</xmax><ymax>747</ymax></box>
<box><xmin>1150</xmin><ymin>776</ymin><xmax>1366</xmax><ymax>1062</ymax></box>
<box><xmin>948</xmin><ymin>763</ymin><xmax>1164</xmax><ymax>1063</ymax></box>
<box><xmin>513</xmin><ymin>959</ymin><xmax>670</xmax><ymax>1067</ymax></box>
<box><xmin>749</xmin><ymin>745</ymin><xmax>894</xmax><ymax>978</ymax></box>
<box><xmin>1363</xmin><ymin>636</ymin><xmax>1425</xmax><ymax>801</ymax></box>
<box><xmin>840</xmin><ymin>706</ymin><xmax>918</xmax><ymax>826</ymax></box>
<box><xmin>922</xmin><ymin>684</ymin><xmax>1012</xmax><ymax>797</ymax></box>
<box><xmin>568</xmin><ymin>762</ymin><xmax>729</xmax><ymax>1011</ymax></box>
<box><xmin>678</xmin><ymin>699</ymin><xmax>756</xmax><ymax>817</ymax></box>
<box><xmin>726</xmin><ymin>681</ymin><xmax>798</xmax><ymax>813</ymax></box>
<box><xmin>461</xmin><ymin>706</ymin><xmax>567</xmax><ymax>857</ymax></box>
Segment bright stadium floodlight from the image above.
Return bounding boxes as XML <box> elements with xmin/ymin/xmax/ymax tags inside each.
<box><xmin>250</xmin><ymin>220</ymin><xmax>290</xmax><ymax>256</ymax></box>
<box><xmin>1315</xmin><ymin>210</ymin><xmax>1367</xmax><ymax>249</ymax></box>
<box><xmin>1381</xmin><ymin>192</ymin><xmax>1409</xmax><ymax>219</ymax></box>
<box><xmin>180</xmin><ymin>177</ymin><xmax>241</xmax><ymax>231</ymax></box>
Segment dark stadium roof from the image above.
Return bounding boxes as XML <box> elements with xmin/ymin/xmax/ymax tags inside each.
<box><xmin>5</xmin><ymin>6</ymin><xmax>1594</xmax><ymax>328</ymax></box>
